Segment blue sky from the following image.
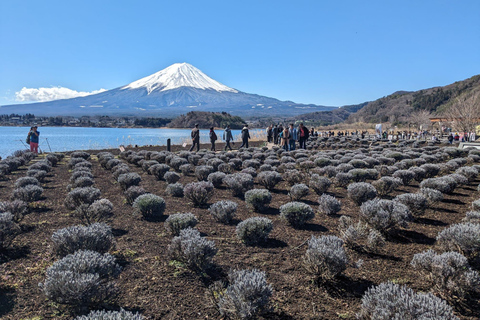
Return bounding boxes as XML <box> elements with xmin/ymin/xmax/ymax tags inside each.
<box><xmin>1</xmin><ymin>0</ymin><xmax>479</xmax><ymax>107</ymax></box>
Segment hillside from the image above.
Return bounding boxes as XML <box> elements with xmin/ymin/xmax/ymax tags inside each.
<box><xmin>167</xmin><ymin>111</ymin><xmax>245</xmax><ymax>129</ymax></box>
<box><xmin>347</xmin><ymin>74</ymin><xmax>480</xmax><ymax>124</ymax></box>
<box><xmin>292</xmin><ymin>102</ymin><xmax>368</xmax><ymax>126</ymax></box>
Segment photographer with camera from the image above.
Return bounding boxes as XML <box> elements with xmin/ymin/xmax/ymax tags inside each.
<box><xmin>28</xmin><ymin>126</ymin><xmax>40</xmax><ymax>154</ymax></box>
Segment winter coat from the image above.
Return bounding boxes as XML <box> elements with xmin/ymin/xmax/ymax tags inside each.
<box><xmin>241</xmin><ymin>127</ymin><xmax>250</xmax><ymax>141</ymax></box>
<box><xmin>209</xmin><ymin>130</ymin><xmax>217</xmax><ymax>142</ymax></box>
<box><xmin>273</xmin><ymin>127</ymin><xmax>279</xmax><ymax>137</ymax></box>
<box><xmin>223</xmin><ymin>128</ymin><xmax>233</xmax><ymax>141</ymax></box>
<box><xmin>191</xmin><ymin>128</ymin><xmax>200</xmax><ymax>142</ymax></box>
<box><xmin>298</xmin><ymin>126</ymin><xmax>309</xmax><ymax>139</ymax></box>
<box><xmin>266</xmin><ymin>127</ymin><xmax>273</xmax><ymax>137</ymax></box>
<box><xmin>280</xmin><ymin>129</ymin><xmax>290</xmax><ymax>146</ymax></box>
<box><xmin>289</xmin><ymin>128</ymin><xmax>297</xmax><ymax>140</ymax></box>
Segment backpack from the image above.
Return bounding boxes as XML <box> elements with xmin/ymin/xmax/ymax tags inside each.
<box><xmin>26</xmin><ymin>133</ymin><xmax>31</xmax><ymax>145</ymax></box>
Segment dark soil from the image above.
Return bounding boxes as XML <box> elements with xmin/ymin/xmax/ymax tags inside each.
<box><xmin>0</xmin><ymin>143</ymin><xmax>479</xmax><ymax>319</ymax></box>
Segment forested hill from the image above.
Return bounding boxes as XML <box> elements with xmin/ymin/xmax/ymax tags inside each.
<box><xmin>167</xmin><ymin>111</ymin><xmax>246</xmax><ymax>129</ymax></box>
<box><xmin>347</xmin><ymin>74</ymin><xmax>480</xmax><ymax>124</ymax></box>
<box><xmin>292</xmin><ymin>102</ymin><xmax>368</xmax><ymax>126</ymax></box>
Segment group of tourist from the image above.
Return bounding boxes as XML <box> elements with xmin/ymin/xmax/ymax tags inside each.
<box><xmin>189</xmin><ymin>124</ymin><xmax>251</xmax><ymax>152</ymax></box>
<box><xmin>447</xmin><ymin>132</ymin><xmax>477</xmax><ymax>144</ymax></box>
<box><xmin>24</xmin><ymin>124</ymin><xmax>479</xmax><ymax>156</ymax></box>
<box><xmin>189</xmin><ymin>122</ymin><xmax>316</xmax><ymax>153</ymax></box>
<box><xmin>265</xmin><ymin>123</ymin><xmax>313</xmax><ymax>151</ymax></box>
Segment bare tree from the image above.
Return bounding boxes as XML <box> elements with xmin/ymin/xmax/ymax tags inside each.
<box><xmin>408</xmin><ymin>110</ymin><xmax>431</xmax><ymax>130</ymax></box>
<box><xmin>447</xmin><ymin>89</ymin><xmax>480</xmax><ymax>133</ymax></box>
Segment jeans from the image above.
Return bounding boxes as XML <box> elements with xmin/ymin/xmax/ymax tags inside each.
<box><xmin>211</xmin><ymin>141</ymin><xmax>216</xmax><ymax>151</ymax></box>
<box><xmin>289</xmin><ymin>139</ymin><xmax>296</xmax><ymax>151</ymax></box>
<box><xmin>225</xmin><ymin>140</ymin><xmax>233</xmax><ymax>150</ymax></box>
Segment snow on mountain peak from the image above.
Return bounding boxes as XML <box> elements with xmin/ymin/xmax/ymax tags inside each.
<box><xmin>122</xmin><ymin>62</ymin><xmax>238</xmax><ymax>94</ymax></box>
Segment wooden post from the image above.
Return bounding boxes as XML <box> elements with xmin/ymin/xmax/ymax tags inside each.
<box><xmin>167</xmin><ymin>138</ymin><xmax>171</xmax><ymax>152</ymax></box>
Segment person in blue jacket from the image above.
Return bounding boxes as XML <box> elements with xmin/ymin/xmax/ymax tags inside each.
<box><xmin>288</xmin><ymin>123</ymin><xmax>297</xmax><ymax>151</ymax></box>
<box><xmin>28</xmin><ymin>126</ymin><xmax>40</xmax><ymax>154</ymax></box>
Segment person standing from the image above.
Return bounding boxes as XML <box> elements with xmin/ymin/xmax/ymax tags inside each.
<box><xmin>280</xmin><ymin>126</ymin><xmax>290</xmax><ymax>151</ymax></box>
<box><xmin>223</xmin><ymin>125</ymin><xmax>234</xmax><ymax>151</ymax></box>
<box><xmin>277</xmin><ymin>124</ymin><xmax>284</xmax><ymax>145</ymax></box>
<box><xmin>273</xmin><ymin>125</ymin><xmax>279</xmax><ymax>144</ymax></box>
<box><xmin>448</xmin><ymin>133</ymin><xmax>454</xmax><ymax>144</ymax></box>
<box><xmin>266</xmin><ymin>125</ymin><xmax>273</xmax><ymax>143</ymax></box>
<box><xmin>28</xmin><ymin>126</ymin><xmax>40</xmax><ymax>154</ymax></box>
<box><xmin>239</xmin><ymin>124</ymin><xmax>250</xmax><ymax>149</ymax></box>
<box><xmin>189</xmin><ymin>124</ymin><xmax>200</xmax><ymax>152</ymax></box>
<box><xmin>288</xmin><ymin>123</ymin><xmax>297</xmax><ymax>151</ymax></box>
<box><xmin>298</xmin><ymin>123</ymin><xmax>309</xmax><ymax>149</ymax></box>
<box><xmin>209</xmin><ymin>127</ymin><xmax>217</xmax><ymax>151</ymax></box>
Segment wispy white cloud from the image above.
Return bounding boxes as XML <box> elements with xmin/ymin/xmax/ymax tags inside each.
<box><xmin>15</xmin><ymin>86</ymin><xmax>107</xmax><ymax>102</ymax></box>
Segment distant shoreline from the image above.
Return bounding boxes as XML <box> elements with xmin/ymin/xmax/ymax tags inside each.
<box><xmin>0</xmin><ymin>124</ymin><xmax>254</xmax><ymax>130</ymax></box>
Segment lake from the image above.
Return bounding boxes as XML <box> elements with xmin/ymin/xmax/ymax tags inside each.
<box><xmin>0</xmin><ymin>126</ymin><xmax>264</xmax><ymax>158</ymax></box>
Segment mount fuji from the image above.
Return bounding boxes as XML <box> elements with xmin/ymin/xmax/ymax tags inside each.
<box><xmin>1</xmin><ymin>63</ymin><xmax>336</xmax><ymax>117</ymax></box>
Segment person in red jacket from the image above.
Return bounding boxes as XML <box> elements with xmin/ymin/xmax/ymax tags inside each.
<box><xmin>298</xmin><ymin>123</ymin><xmax>309</xmax><ymax>149</ymax></box>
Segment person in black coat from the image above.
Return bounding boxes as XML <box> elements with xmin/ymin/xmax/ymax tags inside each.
<box><xmin>273</xmin><ymin>125</ymin><xmax>279</xmax><ymax>144</ymax></box>
<box><xmin>239</xmin><ymin>124</ymin><xmax>251</xmax><ymax>149</ymax></box>
<box><xmin>223</xmin><ymin>125</ymin><xmax>234</xmax><ymax>150</ymax></box>
<box><xmin>209</xmin><ymin>127</ymin><xmax>217</xmax><ymax>151</ymax></box>
<box><xmin>277</xmin><ymin>124</ymin><xmax>284</xmax><ymax>145</ymax></box>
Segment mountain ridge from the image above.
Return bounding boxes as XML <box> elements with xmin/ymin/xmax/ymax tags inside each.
<box><xmin>0</xmin><ymin>63</ymin><xmax>336</xmax><ymax>117</ymax></box>
<box><xmin>347</xmin><ymin>74</ymin><xmax>480</xmax><ymax>124</ymax></box>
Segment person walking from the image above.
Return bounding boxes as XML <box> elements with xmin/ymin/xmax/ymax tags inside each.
<box><xmin>28</xmin><ymin>126</ymin><xmax>40</xmax><ymax>154</ymax></box>
<box><xmin>239</xmin><ymin>124</ymin><xmax>250</xmax><ymax>149</ymax></box>
<box><xmin>298</xmin><ymin>123</ymin><xmax>309</xmax><ymax>149</ymax></box>
<box><xmin>189</xmin><ymin>124</ymin><xmax>200</xmax><ymax>152</ymax></box>
<box><xmin>288</xmin><ymin>123</ymin><xmax>297</xmax><ymax>151</ymax></box>
<box><xmin>209</xmin><ymin>127</ymin><xmax>217</xmax><ymax>151</ymax></box>
<box><xmin>223</xmin><ymin>125</ymin><xmax>234</xmax><ymax>151</ymax></box>
<box><xmin>280</xmin><ymin>126</ymin><xmax>290</xmax><ymax>151</ymax></box>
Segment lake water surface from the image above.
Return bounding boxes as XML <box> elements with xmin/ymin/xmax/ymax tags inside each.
<box><xmin>0</xmin><ymin>126</ymin><xmax>262</xmax><ymax>158</ymax></box>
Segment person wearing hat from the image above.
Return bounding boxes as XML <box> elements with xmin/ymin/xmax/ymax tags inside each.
<box><xmin>189</xmin><ymin>124</ymin><xmax>200</xmax><ymax>152</ymax></box>
<box><xmin>28</xmin><ymin>126</ymin><xmax>40</xmax><ymax>154</ymax></box>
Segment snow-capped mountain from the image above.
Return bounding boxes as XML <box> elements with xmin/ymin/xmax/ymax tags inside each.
<box><xmin>0</xmin><ymin>63</ymin><xmax>335</xmax><ymax>117</ymax></box>
<box><xmin>123</xmin><ymin>63</ymin><xmax>238</xmax><ymax>94</ymax></box>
